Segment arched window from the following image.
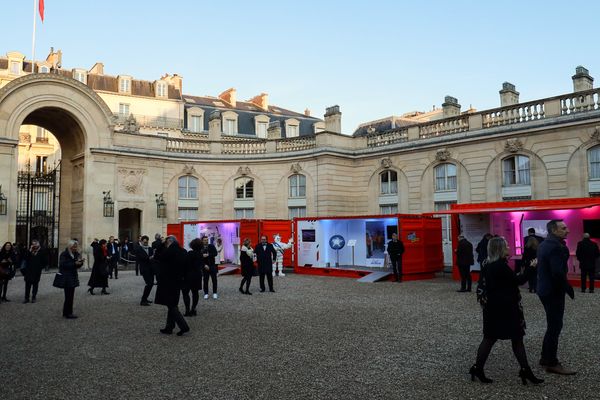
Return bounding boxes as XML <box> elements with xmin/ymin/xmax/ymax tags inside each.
<box><xmin>434</xmin><ymin>163</ymin><xmax>457</xmax><ymax>192</ymax></box>
<box><xmin>289</xmin><ymin>174</ymin><xmax>306</xmax><ymax>198</ymax></box>
<box><xmin>502</xmin><ymin>155</ymin><xmax>530</xmax><ymax>186</ymax></box>
<box><xmin>178</xmin><ymin>176</ymin><xmax>198</xmax><ymax>199</ymax></box>
<box><xmin>380</xmin><ymin>170</ymin><xmax>398</xmax><ymax>195</ymax></box>
<box><xmin>235</xmin><ymin>177</ymin><xmax>254</xmax><ymax>199</ymax></box>
<box><xmin>588</xmin><ymin>146</ymin><xmax>600</xmax><ymax>180</ymax></box>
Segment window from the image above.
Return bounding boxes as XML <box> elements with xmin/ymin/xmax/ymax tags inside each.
<box><xmin>589</xmin><ymin>147</ymin><xmax>600</xmax><ymax>180</ymax></box>
<box><xmin>503</xmin><ymin>155</ymin><xmax>530</xmax><ymax>186</ymax></box>
<box><xmin>235</xmin><ymin>208</ymin><xmax>254</xmax><ymax>219</ymax></box>
<box><xmin>235</xmin><ymin>177</ymin><xmax>253</xmax><ymax>199</ymax></box>
<box><xmin>9</xmin><ymin>61</ymin><xmax>20</xmax><ymax>75</ymax></box>
<box><xmin>434</xmin><ymin>202</ymin><xmax>456</xmax><ymax>242</ymax></box>
<box><xmin>156</xmin><ymin>82</ymin><xmax>167</xmax><ymax>97</ymax></box>
<box><xmin>73</xmin><ymin>70</ymin><xmax>86</xmax><ymax>84</ymax></box>
<box><xmin>257</xmin><ymin>122</ymin><xmax>268</xmax><ymax>138</ymax></box>
<box><xmin>35</xmin><ymin>156</ymin><xmax>48</xmax><ymax>174</ymax></box>
<box><xmin>190</xmin><ymin>115</ymin><xmax>203</xmax><ymax>133</ymax></box>
<box><xmin>380</xmin><ymin>170</ymin><xmax>398</xmax><ymax>194</ymax></box>
<box><xmin>380</xmin><ymin>205</ymin><xmax>398</xmax><ymax>215</ymax></box>
<box><xmin>119</xmin><ymin>78</ymin><xmax>131</xmax><ymax>93</ymax></box>
<box><xmin>119</xmin><ymin>103</ymin><xmax>130</xmax><ymax>117</ymax></box>
<box><xmin>224</xmin><ymin>119</ymin><xmax>237</xmax><ymax>135</ymax></box>
<box><xmin>39</xmin><ymin>66</ymin><xmax>50</xmax><ymax>73</ymax></box>
<box><xmin>178</xmin><ymin>208</ymin><xmax>198</xmax><ymax>221</ymax></box>
<box><xmin>287</xmin><ymin>125</ymin><xmax>299</xmax><ymax>137</ymax></box>
<box><xmin>289</xmin><ymin>174</ymin><xmax>306</xmax><ymax>198</ymax></box>
<box><xmin>178</xmin><ymin>176</ymin><xmax>198</xmax><ymax>199</ymax></box>
<box><xmin>289</xmin><ymin>206</ymin><xmax>306</xmax><ymax>219</ymax></box>
<box><xmin>434</xmin><ymin>163</ymin><xmax>457</xmax><ymax>191</ymax></box>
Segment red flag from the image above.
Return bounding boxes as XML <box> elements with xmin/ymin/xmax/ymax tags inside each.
<box><xmin>39</xmin><ymin>0</ymin><xmax>44</xmax><ymax>22</ymax></box>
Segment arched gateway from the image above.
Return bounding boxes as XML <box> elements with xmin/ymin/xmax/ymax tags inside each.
<box><xmin>0</xmin><ymin>73</ymin><xmax>115</xmax><ymax>249</ymax></box>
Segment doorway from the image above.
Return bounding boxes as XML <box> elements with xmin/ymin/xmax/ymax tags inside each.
<box><xmin>119</xmin><ymin>208</ymin><xmax>141</xmax><ymax>242</ymax></box>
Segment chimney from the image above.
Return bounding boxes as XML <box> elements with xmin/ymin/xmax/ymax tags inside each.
<box><xmin>304</xmin><ymin>108</ymin><xmax>311</xmax><ymax>116</ymax></box>
<box><xmin>324</xmin><ymin>105</ymin><xmax>342</xmax><ymax>134</ymax></box>
<box><xmin>572</xmin><ymin>66</ymin><xmax>594</xmax><ymax>92</ymax></box>
<box><xmin>162</xmin><ymin>73</ymin><xmax>183</xmax><ymax>94</ymax></box>
<box><xmin>89</xmin><ymin>62</ymin><xmax>104</xmax><ymax>75</ymax></box>
<box><xmin>208</xmin><ymin>110</ymin><xmax>222</xmax><ymax>140</ymax></box>
<box><xmin>442</xmin><ymin>96</ymin><xmax>461</xmax><ymax>118</ymax></box>
<box><xmin>267</xmin><ymin>121</ymin><xmax>282</xmax><ymax>139</ymax></box>
<box><xmin>499</xmin><ymin>82</ymin><xmax>519</xmax><ymax>106</ymax></box>
<box><xmin>248</xmin><ymin>93</ymin><xmax>269</xmax><ymax>111</ymax></box>
<box><xmin>219</xmin><ymin>88</ymin><xmax>237</xmax><ymax>107</ymax></box>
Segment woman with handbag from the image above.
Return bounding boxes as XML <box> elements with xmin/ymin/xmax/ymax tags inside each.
<box><xmin>87</xmin><ymin>239</ymin><xmax>110</xmax><ymax>295</ymax></box>
<box><xmin>22</xmin><ymin>240</ymin><xmax>48</xmax><ymax>303</ymax></box>
<box><xmin>55</xmin><ymin>240</ymin><xmax>84</xmax><ymax>319</ymax></box>
<box><xmin>0</xmin><ymin>241</ymin><xmax>18</xmax><ymax>302</ymax></box>
<box><xmin>239</xmin><ymin>238</ymin><xmax>254</xmax><ymax>295</ymax></box>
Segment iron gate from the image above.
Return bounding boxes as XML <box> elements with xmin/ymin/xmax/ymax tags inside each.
<box><xmin>16</xmin><ymin>164</ymin><xmax>60</xmax><ymax>267</ymax></box>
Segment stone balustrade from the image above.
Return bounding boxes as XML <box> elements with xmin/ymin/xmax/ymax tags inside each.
<box><xmin>560</xmin><ymin>88</ymin><xmax>600</xmax><ymax>115</ymax></box>
<box><xmin>482</xmin><ymin>100</ymin><xmax>545</xmax><ymax>128</ymax></box>
<box><xmin>367</xmin><ymin>128</ymin><xmax>408</xmax><ymax>147</ymax></box>
<box><xmin>276</xmin><ymin>136</ymin><xmax>317</xmax><ymax>152</ymax></box>
<box><xmin>165</xmin><ymin>138</ymin><xmax>210</xmax><ymax>153</ymax></box>
<box><xmin>419</xmin><ymin>116</ymin><xmax>469</xmax><ymax>139</ymax></box>
<box><xmin>222</xmin><ymin>140</ymin><xmax>267</xmax><ymax>154</ymax></box>
<box><xmin>113</xmin><ymin>113</ymin><xmax>183</xmax><ymax>130</ymax></box>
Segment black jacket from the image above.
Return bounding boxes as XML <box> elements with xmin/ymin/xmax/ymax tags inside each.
<box><xmin>537</xmin><ymin>234</ymin><xmax>571</xmax><ymax>298</ymax></box>
<box><xmin>240</xmin><ymin>246</ymin><xmax>255</xmax><ymax>277</ymax></box>
<box><xmin>23</xmin><ymin>248</ymin><xmax>48</xmax><ymax>283</ymax></box>
<box><xmin>476</xmin><ymin>238</ymin><xmax>489</xmax><ymax>264</ymax></box>
<box><xmin>386</xmin><ymin>240</ymin><xmax>405</xmax><ymax>261</ymax></box>
<box><xmin>576</xmin><ymin>238</ymin><xmax>600</xmax><ymax>271</ymax></box>
<box><xmin>58</xmin><ymin>249</ymin><xmax>82</xmax><ymax>288</ymax></box>
<box><xmin>200</xmin><ymin>243</ymin><xmax>218</xmax><ymax>272</ymax></box>
<box><xmin>88</xmin><ymin>246</ymin><xmax>109</xmax><ymax>288</ymax></box>
<box><xmin>155</xmin><ymin>243</ymin><xmax>187</xmax><ymax>307</ymax></box>
<box><xmin>456</xmin><ymin>239</ymin><xmax>474</xmax><ymax>266</ymax></box>
<box><xmin>135</xmin><ymin>244</ymin><xmax>155</xmax><ymax>276</ymax></box>
<box><xmin>255</xmin><ymin>243</ymin><xmax>276</xmax><ymax>274</ymax></box>
<box><xmin>184</xmin><ymin>250</ymin><xmax>204</xmax><ymax>290</ymax></box>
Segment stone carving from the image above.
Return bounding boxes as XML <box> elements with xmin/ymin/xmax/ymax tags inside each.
<box><xmin>182</xmin><ymin>165</ymin><xmax>197</xmax><ymax>175</ymax></box>
<box><xmin>435</xmin><ymin>149</ymin><xmax>451</xmax><ymax>161</ymax></box>
<box><xmin>591</xmin><ymin>126</ymin><xmax>600</xmax><ymax>141</ymax></box>
<box><xmin>290</xmin><ymin>163</ymin><xmax>302</xmax><ymax>173</ymax></box>
<box><xmin>504</xmin><ymin>138</ymin><xmax>523</xmax><ymax>153</ymax></box>
<box><xmin>19</xmin><ymin>133</ymin><xmax>31</xmax><ymax>143</ymax></box>
<box><xmin>118</xmin><ymin>168</ymin><xmax>146</xmax><ymax>195</ymax></box>
<box><xmin>380</xmin><ymin>158</ymin><xmax>393</xmax><ymax>169</ymax></box>
<box><xmin>121</xmin><ymin>114</ymin><xmax>140</xmax><ymax>134</ymax></box>
<box><xmin>237</xmin><ymin>166</ymin><xmax>251</xmax><ymax>176</ymax></box>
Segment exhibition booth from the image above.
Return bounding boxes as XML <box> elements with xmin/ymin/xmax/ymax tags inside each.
<box><xmin>444</xmin><ymin>198</ymin><xmax>600</xmax><ymax>283</ymax></box>
<box><xmin>293</xmin><ymin>214</ymin><xmax>443</xmax><ymax>280</ymax></box>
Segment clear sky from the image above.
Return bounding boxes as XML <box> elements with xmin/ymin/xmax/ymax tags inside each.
<box><xmin>2</xmin><ymin>0</ymin><xmax>599</xmax><ymax>134</ymax></box>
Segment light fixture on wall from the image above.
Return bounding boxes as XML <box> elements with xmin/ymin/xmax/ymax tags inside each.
<box><xmin>155</xmin><ymin>193</ymin><xmax>167</xmax><ymax>218</ymax></box>
<box><xmin>103</xmin><ymin>191</ymin><xmax>114</xmax><ymax>217</ymax></box>
<box><xmin>0</xmin><ymin>185</ymin><xmax>7</xmax><ymax>215</ymax></box>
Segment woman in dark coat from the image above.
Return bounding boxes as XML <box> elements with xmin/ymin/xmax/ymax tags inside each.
<box><xmin>521</xmin><ymin>237</ymin><xmax>539</xmax><ymax>293</ymax></box>
<box><xmin>22</xmin><ymin>240</ymin><xmax>48</xmax><ymax>303</ymax></box>
<box><xmin>155</xmin><ymin>236</ymin><xmax>189</xmax><ymax>336</ymax></box>
<box><xmin>470</xmin><ymin>237</ymin><xmax>543</xmax><ymax>385</ymax></box>
<box><xmin>88</xmin><ymin>239</ymin><xmax>109</xmax><ymax>295</ymax></box>
<box><xmin>475</xmin><ymin>233</ymin><xmax>492</xmax><ymax>269</ymax></box>
<box><xmin>57</xmin><ymin>240</ymin><xmax>84</xmax><ymax>319</ymax></box>
<box><xmin>0</xmin><ymin>241</ymin><xmax>18</xmax><ymax>302</ymax></box>
<box><xmin>239</xmin><ymin>238</ymin><xmax>254</xmax><ymax>295</ymax></box>
<box><xmin>182</xmin><ymin>238</ymin><xmax>204</xmax><ymax>316</ymax></box>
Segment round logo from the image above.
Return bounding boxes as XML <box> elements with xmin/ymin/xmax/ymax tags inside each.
<box><xmin>329</xmin><ymin>235</ymin><xmax>346</xmax><ymax>250</ymax></box>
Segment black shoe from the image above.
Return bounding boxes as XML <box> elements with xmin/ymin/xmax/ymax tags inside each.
<box><xmin>457</xmin><ymin>289</ymin><xmax>466</xmax><ymax>292</ymax></box>
<box><xmin>467</xmin><ymin>288</ymin><xmax>472</xmax><ymax>292</ymax></box>
<box><xmin>64</xmin><ymin>314</ymin><xmax>78</xmax><ymax>319</ymax></box>
<box><xmin>31</xmin><ymin>298</ymin><xmax>36</xmax><ymax>303</ymax></box>
<box><xmin>469</xmin><ymin>365</ymin><xmax>493</xmax><ymax>383</ymax></box>
<box><xmin>519</xmin><ymin>367</ymin><xmax>544</xmax><ymax>385</ymax></box>
<box><xmin>183</xmin><ymin>311</ymin><xmax>192</xmax><ymax>317</ymax></box>
<box><xmin>88</xmin><ymin>288</ymin><xmax>95</xmax><ymax>295</ymax></box>
<box><xmin>101</xmin><ymin>290</ymin><xmax>110</xmax><ymax>295</ymax></box>
<box><xmin>177</xmin><ymin>327</ymin><xmax>190</xmax><ymax>336</ymax></box>
<box><xmin>269</xmin><ymin>289</ymin><xmax>276</xmax><ymax>293</ymax></box>
<box><xmin>190</xmin><ymin>310</ymin><xmax>197</xmax><ymax>316</ymax></box>
<box><xmin>582</xmin><ymin>289</ymin><xmax>586</xmax><ymax>293</ymax></box>
<box><xmin>115</xmin><ymin>277</ymin><xmax>118</xmax><ymax>279</ymax></box>
<box><xmin>140</xmin><ymin>301</ymin><xmax>151</xmax><ymax>306</ymax></box>
<box><xmin>539</xmin><ymin>359</ymin><xmax>550</xmax><ymax>367</ymax></box>
<box><xmin>160</xmin><ymin>328</ymin><xmax>173</xmax><ymax>335</ymax></box>
<box><xmin>260</xmin><ymin>289</ymin><xmax>265</xmax><ymax>292</ymax></box>
<box><xmin>23</xmin><ymin>299</ymin><xmax>30</xmax><ymax>304</ymax></box>
<box><xmin>239</xmin><ymin>287</ymin><xmax>244</xmax><ymax>294</ymax></box>
<box><xmin>109</xmin><ymin>276</ymin><xmax>113</xmax><ymax>279</ymax></box>
<box><xmin>245</xmin><ymin>290</ymin><xmax>252</xmax><ymax>295</ymax></box>
<box><xmin>146</xmin><ymin>300</ymin><xmax>153</xmax><ymax>303</ymax></box>
<box><xmin>2</xmin><ymin>297</ymin><xmax>10</xmax><ymax>302</ymax></box>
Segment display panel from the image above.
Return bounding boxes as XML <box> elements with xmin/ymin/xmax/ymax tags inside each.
<box><xmin>182</xmin><ymin>221</ymin><xmax>240</xmax><ymax>263</ymax></box>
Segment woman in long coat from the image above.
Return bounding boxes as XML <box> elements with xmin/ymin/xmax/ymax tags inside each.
<box><xmin>57</xmin><ymin>240</ymin><xmax>84</xmax><ymax>318</ymax></box>
<box><xmin>521</xmin><ymin>237</ymin><xmax>539</xmax><ymax>293</ymax></box>
<box><xmin>22</xmin><ymin>240</ymin><xmax>48</xmax><ymax>303</ymax></box>
<box><xmin>239</xmin><ymin>238</ymin><xmax>254</xmax><ymax>295</ymax></box>
<box><xmin>182</xmin><ymin>238</ymin><xmax>204</xmax><ymax>316</ymax></box>
<box><xmin>88</xmin><ymin>239</ymin><xmax>109</xmax><ymax>295</ymax></box>
<box><xmin>0</xmin><ymin>241</ymin><xmax>18</xmax><ymax>302</ymax></box>
<box><xmin>470</xmin><ymin>237</ymin><xmax>543</xmax><ymax>385</ymax></box>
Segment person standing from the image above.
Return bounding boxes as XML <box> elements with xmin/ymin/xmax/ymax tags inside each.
<box><xmin>469</xmin><ymin>237</ymin><xmax>543</xmax><ymax>385</ymax></box>
<box><xmin>135</xmin><ymin>235</ymin><xmax>155</xmax><ymax>306</ymax></box>
<box><xmin>537</xmin><ymin>219</ymin><xmax>576</xmax><ymax>375</ymax></box>
<box><xmin>239</xmin><ymin>238</ymin><xmax>254</xmax><ymax>295</ymax></box>
<box><xmin>522</xmin><ymin>238</ymin><xmax>539</xmax><ymax>293</ymax></box>
<box><xmin>386</xmin><ymin>233</ymin><xmax>405</xmax><ymax>282</ymax></box>
<box><xmin>107</xmin><ymin>236</ymin><xmax>120</xmax><ymax>279</ymax></box>
<box><xmin>476</xmin><ymin>233</ymin><xmax>492</xmax><ymax>270</ymax></box>
<box><xmin>22</xmin><ymin>240</ymin><xmax>48</xmax><ymax>303</ymax></box>
<box><xmin>154</xmin><ymin>236</ymin><xmax>189</xmax><ymax>336</ymax></box>
<box><xmin>456</xmin><ymin>235</ymin><xmax>474</xmax><ymax>292</ymax></box>
<box><xmin>88</xmin><ymin>239</ymin><xmax>110</xmax><ymax>295</ymax></box>
<box><xmin>215</xmin><ymin>237</ymin><xmax>225</xmax><ymax>265</ymax></box>
<box><xmin>134</xmin><ymin>235</ymin><xmax>142</xmax><ymax>276</ymax></box>
<box><xmin>182</xmin><ymin>238</ymin><xmax>203</xmax><ymax>315</ymax></box>
<box><xmin>525</xmin><ymin>228</ymin><xmax>545</xmax><ymax>247</ymax></box>
<box><xmin>0</xmin><ymin>242</ymin><xmax>17</xmax><ymax>302</ymax></box>
<box><xmin>576</xmin><ymin>233</ymin><xmax>599</xmax><ymax>293</ymax></box>
<box><xmin>255</xmin><ymin>235</ymin><xmax>276</xmax><ymax>292</ymax></box>
<box><xmin>200</xmin><ymin>236</ymin><xmax>219</xmax><ymax>300</ymax></box>
<box><xmin>57</xmin><ymin>240</ymin><xmax>84</xmax><ymax>319</ymax></box>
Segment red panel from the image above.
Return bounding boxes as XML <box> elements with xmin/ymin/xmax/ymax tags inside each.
<box><xmin>260</xmin><ymin>220</ymin><xmax>293</xmax><ymax>266</ymax></box>
<box><xmin>239</xmin><ymin>220</ymin><xmax>260</xmax><ymax>249</ymax></box>
<box><xmin>439</xmin><ymin>197</ymin><xmax>600</xmax><ymax>214</ymax></box>
<box><xmin>166</xmin><ymin>223</ymin><xmax>182</xmax><ymax>243</ymax></box>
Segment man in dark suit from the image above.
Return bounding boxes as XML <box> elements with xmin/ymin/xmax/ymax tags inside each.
<box><xmin>525</xmin><ymin>228</ymin><xmax>545</xmax><ymax>247</ymax></box>
<box><xmin>576</xmin><ymin>233</ymin><xmax>599</xmax><ymax>293</ymax></box>
<box><xmin>456</xmin><ymin>235</ymin><xmax>474</xmax><ymax>292</ymax></box>
<box><xmin>254</xmin><ymin>235</ymin><xmax>277</xmax><ymax>292</ymax></box>
<box><xmin>200</xmin><ymin>236</ymin><xmax>219</xmax><ymax>300</ymax></box>
<box><xmin>386</xmin><ymin>233</ymin><xmax>405</xmax><ymax>282</ymax></box>
<box><xmin>537</xmin><ymin>219</ymin><xmax>576</xmax><ymax>375</ymax></box>
<box><xmin>107</xmin><ymin>236</ymin><xmax>120</xmax><ymax>279</ymax></box>
<box><xmin>135</xmin><ymin>235</ymin><xmax>155</xmax><ymax>306</ymax></box>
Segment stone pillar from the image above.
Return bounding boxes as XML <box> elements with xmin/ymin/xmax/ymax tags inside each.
<box><xmin>208</xmin><ymin>111</ymin><xmax>222</xmax><ymax>140</ymax></box>
<box><xmin>324</xmin><ymin>105</ymin><xmax>342</xmax><ymax>134</ymax></box>
<box><xmin>442</xmin><ymin>96</ymin><xmax>461</xmax><ymax>118</ymax></box>
<box><xmin>267</xmin><ymin>121</ymin><xmax>282</xmax><ymax>139</ymax></box>
<box><xmin>572</xmin><ymin>66</ymin><xmax>594</xmax><ymax>92</ymax></box>
<box><xmin>499</xmin><ymin>82</ymin><xmax>519</xmax><ymax>106</ymax></box>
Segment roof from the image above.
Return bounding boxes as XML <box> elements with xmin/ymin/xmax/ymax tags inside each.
<box><xmin>427</xmin><ymin>198</ymin><xmax>600</xmax><ymax>215</ymax></box>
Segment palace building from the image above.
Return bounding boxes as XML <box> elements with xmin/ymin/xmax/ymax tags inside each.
<box><xmin>0</xmin><ymin>49</ymin><xmax>599</xmax><ymax>267</ymax></box>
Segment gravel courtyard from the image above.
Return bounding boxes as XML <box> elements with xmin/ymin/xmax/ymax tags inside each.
<box><xmin>1</xmin><ymin>270</ymin><xmax>598</xmax><ymax>400</ymax></box>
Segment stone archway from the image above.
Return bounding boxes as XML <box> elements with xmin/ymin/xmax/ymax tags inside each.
<box><xmin>0</xmin><ymin>74</ymin><xmax>114</xmax><ymax>249</ymax></box>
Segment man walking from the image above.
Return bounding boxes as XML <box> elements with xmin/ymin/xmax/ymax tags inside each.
<box><xmin>455</xmin><ymin>235</ymin><xmax>474</xmax><ymax>292</ymax></box>
<box><xmin>537</xmin><ymin>219</ymin><xmax>576</xmax><ymax>375</ymax></box>
<box><xmin>107</xmin><ymin>236</ymin><xmax>120</xmax><ymax>279</ymax></box>
<box><xmin>255</xmin><ymin>235</ymin><xmax>277</xmax><ymax>292</ymax></box>
<box><xmin>576</xmin><ymin>233</ymin><xmax>599</xmax><ymax>293</ymax></box>
<box><xmin>386</xmin><ymin>233</ymin><xmax>405</xmax><ymax>282</ymax></box>
<box><xmin>135</xmin><ymin>235</ymin><xmax>155</xmax><ymax>306</ymax></box>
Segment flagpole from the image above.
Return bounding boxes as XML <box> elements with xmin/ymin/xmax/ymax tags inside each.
<box><xmin>32</xmin><ymin>0</ymin><xmax>37</xmax><ymax>72</ymax></box>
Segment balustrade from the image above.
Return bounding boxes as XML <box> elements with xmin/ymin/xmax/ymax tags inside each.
<box><xmin>419</xmin><ymin>116</ymin><xmax>469</xmax><ymax>139</ymax></box>
<box><xmin>276</xmin><ymin>136</ymin><xmax>317</xmax><ymax>152</ymax></box>
<box><xmin>560</xmin><ymin>88</ymin><xmax>600</xmax><ymax>115</ymax></box>
<box><xmin>482</xmin><ymin>101</ymin><xmax>545</xmax><ymax>128</ymax></box>
<box><xmin>222</xmin><ymin>141</ymin><xmax>267</xmax><ymax>154</ymax></box>
<box><xmin>367</xmin><ymin>129</ymin><xmax>408</xmax><ymax>147</ymax></box>
<box><xmin>166</xmin><ymin>138</ymin><xmax>210</xmax><ymax>153</ymax></box>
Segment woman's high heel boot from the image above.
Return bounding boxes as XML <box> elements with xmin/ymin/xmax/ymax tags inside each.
<box><xmin>469</xmin><ymin>365</ymin><xmax>493</xmax><ymax>383</ymax></box>
<box><xmin>519</xmin><ymin>367</ymin><xmax>544</xmax><ymax>385</ymax></box>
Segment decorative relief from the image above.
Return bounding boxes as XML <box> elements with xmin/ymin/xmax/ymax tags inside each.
<box><xmin>435</xmin><ymin>149</ymin><xmax>451</xmax><ymax>161</ymax></box>
<box><xmin>237</xmin><ymin>166</ymin><xmax>251</xmax><ymax>176</ymax></box>
<box><xmin>591</xmin><ymin>126</ymin><xmax>600</xmax><ymax>141</ymax></box>
<box><xmin>19</xmin><ymin>133</ymin><xmax>31</xmax><ymax>143</ymax></box>
<box><xmin>290</xmin><ymin>163</ymin><xmax>302</xmax><ymax>173</ymax></box>
<box><xmin>504</xmin><ymin>138</ymin><xmax>524</xmax><ymax>153</ymax></box>
<box><xmin>120</xmin><ymin>115</ymin><xmax>140</xmax><ymax>134</ymax></box>
<box><xmin>118</xmin><ymin>168</ymin><xmax>146</xmax><ymax>195</ymax></box>
<box><xmin>380</xmin><ymin>158</ymin><xmax>393</xmax><ymax>169</ymax></box>
<box><xmin>182</xmin><ymin>165</ymin><xmax>197</xmax><ymax>175</ymax></box>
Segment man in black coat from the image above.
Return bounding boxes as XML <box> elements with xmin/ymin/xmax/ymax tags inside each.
<box><xmin>254</xmin><ymin>235</ymin><xmax>277</xmax><ymax>292</ymax></box>
<box><xmin>456</xmin><ymin>235</ymin><xmax>474</xmax><ymax>292</ymax></box>
<box><xmin>154</xmin><ymin>236</ymin><xmax>189</xmax><ymax>336</ymax></box>
<box><xmin>200</xmin><ymin>236</ymin><xmax>219</xmax><ymax>299</ymax></box>
<box><xmin>525</xmin><ymin>227</ymin><xmax>545</xmax><ymax>247</ymax></box>
<box><xmin>536</xmin><ymin>219</ymin><xmax>576</xmax><ymax>375</ymax></box>
<box><xmin>386</xmin><ymin>233</ymin><xmax>405</xmax><ymax>282</ymax></box>
<box><xmin>135</xmin><ymin>235</ymin><xmax>155</xmax><ymax>306</ymax></box>
<box><xmin>22</xmin><ymin>240</ymin><xmax>48</xmax><ymax>303</ymax></box>
<box><xmin>107</xmin><ymin>236</ymin><xmax>120</xmax><ymax>279</ymax></box>
<box><xmin>576</xmin><ymin>233</ymin><xmax>599</xmax><ymax>293</ymax></box>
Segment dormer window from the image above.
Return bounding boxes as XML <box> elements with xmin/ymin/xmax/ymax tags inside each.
<box><xmin>285</xmin><ymin>118</ymin><xmax>300</xmax><ymax>138</ymax></box>
<box><xmin>73</xmin><ymin>69</ymin><xmax>87</xmax><ymax>84</ymax></box>
<box><xmin>119</xmin><ymin>76</ymin><xmax>132</xmax><ymax>93</ymax></box>
<box><xmin>39</xmin><ymin>66</ymin><xmax>50</xmax><ymax>73</ymax></box>
<box><xmin>156</xmin><ymin>82</ymin><xmax>167</xmax><ymax>98</ymax></box>
<box><xmin>9</xmin><ymin>61</ymin><xmax>20</xmax><ymax>75</ymax></box>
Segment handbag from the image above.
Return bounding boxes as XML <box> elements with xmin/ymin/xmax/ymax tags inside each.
<box><xmin>53</xmin><ymin>272</ymin><xmax>66</xmax><ymax>289</ymax></box>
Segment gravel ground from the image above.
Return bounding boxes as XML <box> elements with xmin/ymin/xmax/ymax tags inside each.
<box><xmin>0</xmin><ymin>270</ymin><xmax>598</xmax><ymax>400</ymax></box>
